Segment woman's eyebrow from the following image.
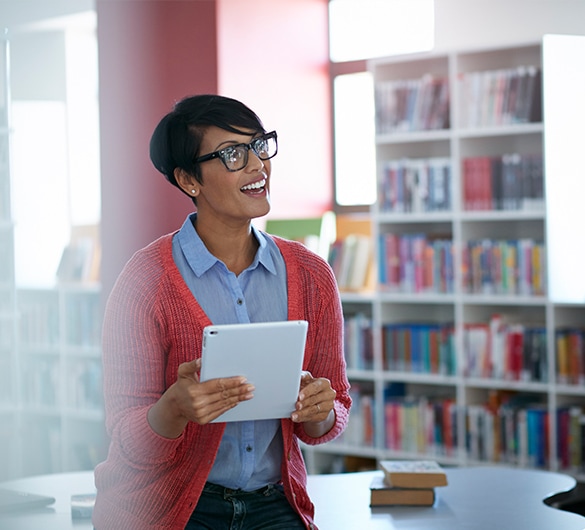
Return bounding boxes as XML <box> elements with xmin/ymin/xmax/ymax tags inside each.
<box><xmin>214</xmin><ymin>139</ymin><xmax>243</xmax><ymax>150</ymax></box>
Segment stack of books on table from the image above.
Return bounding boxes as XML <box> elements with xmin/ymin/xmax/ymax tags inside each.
<box><xmin>370</xmin><ymin>460</ymin><xmax>448</xmax><ymax>507</ymax></box>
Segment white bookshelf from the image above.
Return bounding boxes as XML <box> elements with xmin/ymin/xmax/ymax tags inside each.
<box><xmin>304</xmin><ymin>40</ymin><xmax>585</xmax><ymax>477</ymax></box>
<box><xmin>15</xmin><ymin>284</ymin><xmax>105</xmax><ymax>477</ymax></box>
<box><xmin>0</xmin><ymin>31</ymin><xmax>106</xmax><ymax>480</ymax></box>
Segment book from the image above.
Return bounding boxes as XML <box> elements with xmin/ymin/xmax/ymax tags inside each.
<box><xmin>379</xmin><ymin>460</ymin><xmax>448</xmax><ymax>489</ymax></box>
<box><xmin>347</xmin><ymin>234</ymin><xmax>372</xmax><ymax>291</ymax></box>
<box><xmin>56</xmin><ymin>224</ymin><xmax>101</xmax><ymax>284</ymax></box>
<box><xmin>328</xmin><ymin>233</ymin><xmax>373</xmax><ymax>291</ymax></box>
<box><xmin>71</xmin><ymin>493</ymin><xmax>96</xmax><ymax>519</ymax></box>
<box><xmin>369</xmin><ymin>474</ymin><xmax>436</xmax><ymax>507</ymax></box>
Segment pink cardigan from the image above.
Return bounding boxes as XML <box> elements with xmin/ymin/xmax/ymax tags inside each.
<box><xmin>93</xmin><ymin>233</ymin><xmax>351</xmax><ymax>530</ymax></box>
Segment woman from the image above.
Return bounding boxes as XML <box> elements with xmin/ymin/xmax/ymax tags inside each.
<box><xmin>93</xmin><ymin>94</ymin><xmax>351</xmax><ymax>529</ymax></box>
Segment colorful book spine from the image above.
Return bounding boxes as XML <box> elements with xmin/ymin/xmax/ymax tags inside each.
<box><xmin>341</xmin><ymin>384</ymin><xmax>376</xmax><ymax>447</ymax></box>
<box><xmin>462</xmin><ymin>153</ymin><xmax>544</xmax><ymax>211</ymax></box>
<box><xmin>378</xmin><ymin>233</ymin><xmax>453</xmax><ymax>294</ymax></box>
<box><xmin>465</xmin><ymin>398</ymin><xmax>585</xmax><ymax>472</ymax></box>
<box><xmin>557</xmin><ymin>405</ymin><xmax>585</xmax><ymax>474</ymax></box>
<box><xmin>382</xmin><ymin>322</ymin><xmax>456</xmax><ymax>375</ymax></box>
<box><xmin>555</xmin><ymin>328</ymin><xmax>585</xmax><ymax>385</ymax></box>
<box><xmin>380</xmin><ymin>157</ymin><xmax>452</xmax><ymax>213</ymax></box>
<box><xmin>344</xmin><ymin>312</ymin><xmax>374</xmax><ymax>370</ymax></box>
<box><xmin>375</xmin><ymin>75</ymin><xmax>450</xmax><ymax>134</ymax></box>
<box><xmin>328</xmin><ymin>234</ymin><xmax>372</xmax><ymax>291</ymax></box>
<box><xmin>463</xmin><ymin>238</ymin><xmax>546</xmax><ymax>296</ymax></box>
<box><xmin>384</xmin><ymin>393</ymin><xmax>458</xmax><ymax>458</ymax></box>
<box><xmin>465</xmin><ymin>393</ymin><xmax>549</xmax><ymax>469</ymax></box>
<box><xmin>463</xmin><ymin>316</ymin><xmax>547</xmax><ymax>382</ymax></box>
<box><xmin>459</xmin><ymin>65</ymin><xmax>542</xmax><ymax>127</ymax></box>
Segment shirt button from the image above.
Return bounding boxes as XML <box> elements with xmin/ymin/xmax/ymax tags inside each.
<box><xmin>246</xmin><ymin>445</ymin><xmax>252</xmax><ymax>452</ymax></box>
<box><xmin>237</xmin><ymin>298</ymin><xmax>243</xmax><ymax>305</ymax></box>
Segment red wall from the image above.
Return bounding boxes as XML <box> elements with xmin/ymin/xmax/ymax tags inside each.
<box><xmin>96</xmin><ymin>0</ymin><xmax>219</xmax><ymax>297</ymax></box>
<box><xmin>217</xmin><ymin>0</ymin><xmax>332</xmax><ymax>220</ymax></box>
<box><xmin>97</xmin><ymin>0</ymin><xmax>332</xmax><ymax>299</ymax></box>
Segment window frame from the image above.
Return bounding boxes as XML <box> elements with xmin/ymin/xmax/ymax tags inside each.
<box><xmin>330</xmin><ymin>59</ymin><xmax>371</xmax><ymax>215</ymax></box>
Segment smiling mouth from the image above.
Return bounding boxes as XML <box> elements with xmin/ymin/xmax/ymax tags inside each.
<box><xmin>240</xmin><ymin>178</ymin><xmax>266</xmax><ymax>192</ymax></box>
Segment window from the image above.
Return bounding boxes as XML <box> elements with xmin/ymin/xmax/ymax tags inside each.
<box><xmin>333</xmin><ymin>72</ymin><xmax>376</xmax><ymax>206</ymax></box>
<box><xmin>11</xmin><ymin>12</ymin><xmax>100</xmax><ymax>287</ymax></box>
<box><xmin>329</xmin><ymin>0</ymin><xmax>435</xmax><ymax>208</ymax></box>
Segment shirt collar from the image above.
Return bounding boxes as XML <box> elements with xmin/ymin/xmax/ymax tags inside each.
<box><xmin>176</xmin><ymin>213</ymin><xmax>277</xmax><ymax>277</ymax></box>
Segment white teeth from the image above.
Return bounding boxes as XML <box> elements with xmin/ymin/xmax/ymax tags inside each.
<box><xmin>241</xmin><ymin>178</ymin><xmax>266</xmax><ymax>191</ymax></box>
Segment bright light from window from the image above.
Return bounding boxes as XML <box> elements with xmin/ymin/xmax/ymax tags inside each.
<box><xmin>330</xmin><ymin>0</ymin><xmax>435</xmax><ymax>207</ymax></box>
<box><xmin>329</xmin><ymin>0</ymin><xmax>435</xmax><ymax>62</ymax></box>
<box><xmin>334</xmin><ymin>72</ymin><xmax>376</xmax><ymax>206</ymax></box>
<box><xmin>12</xmin><ymin>101</ymin><xmax>70</xmax><ymax>287</ymax></box>
<box><xmin>11</xmin><ymin>11</ymin><xmax>100</xmax><ymax>287</ymax></box>
<box><xmin>66</xmin><ymin>22</ymin><xmax>101</xmax><ymax>226</ymax></box>
<box><xmin>543</xmin><ymin>34</ymin><xmax>585</xmax><ymax>303</ymax></box>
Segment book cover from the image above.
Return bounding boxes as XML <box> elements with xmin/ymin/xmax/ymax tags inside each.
<box><xmin>71</xmin><ymin>493</ymin><xmax>96</xmax><ymax>519</ymax></box>
<box><xmin>369</xmin><ymin>474</ymin><xmax>436</xmax><ymax>507</ymax></box>
<box><xmin>379</xmin><ymin>460</ymin><xmax>448</xmax><ymax>489</ymax></box>
<box><xmin>56</xmin><ymin>225</ymin><xmax>101</xmax><ymax>284</ymax></box>
<box><xmin>347</xmin><ymin>234</ymin><xmax>372</xmax><ymax>291</ymax></box>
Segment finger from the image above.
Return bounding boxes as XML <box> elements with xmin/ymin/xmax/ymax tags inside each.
<box><xmin>298</xmin><ymin>377</ymin><xmax>325</xmax><ymax>400</ymax></box>
<box><xmin>188</xmin><ymin>379</ymin><xmax>255</xmax><ymax>424</ymax></box>
<box><xmin>177</xmin><ymin>359</ymin><xmax>201</xmax><ymax>380</ymax></box>
<box><xmin>297</xmin><ymin>382</ymin><xmax>336</xmax><ymax>413</ymax></box>
<box><xmin>198</xmin><ymin>373</ymin><xmax>247</xmax><ymax>390</ymax></box>
<box><xmin>205</xmin><ymin>377</ymin><xmax>255</xmax><ymax>406</ymax></box>
<box><xmin>193</xmin><ymin>358</ymin><xmax>202</xmax><ymax>381</ymax></box>
<box><xmin>299</xmin><ymin>371</ymin><xmax>313</xmax><ymax>389</ymax></box>
<box><xmin>200</xmin><ymin>382</ymin><xmax>255</xmax><ymax>422</ymax></box>
<box><xmin>291</xmin><ymin>400</ymin><xmax>331</xmax><ymax>423</ymax></box>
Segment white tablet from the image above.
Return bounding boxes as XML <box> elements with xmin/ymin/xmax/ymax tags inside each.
<box><xmin>200</xmin><ymin>320</ymin><xmax>308</xmax><ymax>422</ymax></box>
<box><xmin>0</xmin><ymin>488</ymin><xmax>55</xmax><ymax>512</ymax></box>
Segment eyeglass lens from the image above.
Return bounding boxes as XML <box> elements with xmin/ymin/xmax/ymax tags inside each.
<box><xmin>221</xmin><ymin>134</ymin><xmax>277</xmax><ymax>171</ymax></box>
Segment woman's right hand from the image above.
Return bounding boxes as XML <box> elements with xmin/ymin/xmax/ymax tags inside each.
<box><xmin>147</xmin><ymin>358</ymin><xmax>255</xmax><ymax>438</ymax></box>
<box><xmin>175</xmin><ymin>358</ymin><xmax>255</xmax><ymax>424</ymax></box>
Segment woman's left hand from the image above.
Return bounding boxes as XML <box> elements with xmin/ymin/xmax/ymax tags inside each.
<box><xmin>291</xmin><ymin>371</ymin><xmax>336</xmax><ymax>424</ymax></box>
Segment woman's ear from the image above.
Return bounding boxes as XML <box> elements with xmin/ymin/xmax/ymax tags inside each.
<box><xmin>174</xmin><ymin>168</ymin><xmax>199</xmax><ymax>197</ymax></box>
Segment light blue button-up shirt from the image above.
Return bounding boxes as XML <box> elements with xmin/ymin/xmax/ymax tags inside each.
<box><xmin>172</xmin><ymin>213</ymin><xmax>288</xmax><ymax>490</ymax></box>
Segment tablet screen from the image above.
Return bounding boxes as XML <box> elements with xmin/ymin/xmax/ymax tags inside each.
<box><xmin>200</xmin><ymin>320</ymin><xmax>308</xmax><ymax>422</ymax></box>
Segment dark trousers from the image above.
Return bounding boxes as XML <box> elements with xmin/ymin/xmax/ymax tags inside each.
<box><xmin>185</xmin><ymin>482</ymin><xmax>306</xmax><ymax>530</ymax></box>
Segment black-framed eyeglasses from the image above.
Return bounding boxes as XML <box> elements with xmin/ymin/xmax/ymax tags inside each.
<box><xmin>195</xmin><ymin>131</ymin><xmax>278</xmax><ymax>172</ymax></box>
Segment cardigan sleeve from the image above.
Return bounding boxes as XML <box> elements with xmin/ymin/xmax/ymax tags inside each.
<box><xmin>101</xmin><ymin>241</ymin><xmax>187</xmax><ymax>469</ymax></box>
<box><xmin>297</xmin><ymin>259</ymin><xmax>351</xmax><ymax>445</ymax></box>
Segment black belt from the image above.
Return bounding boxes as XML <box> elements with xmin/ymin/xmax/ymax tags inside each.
<box><xmin>203</xmin><ymin>482</ymin><xmax>277</xmax><ymax>497</ymax></box>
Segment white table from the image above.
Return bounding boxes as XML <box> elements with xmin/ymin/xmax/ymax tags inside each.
<box><xmin>1</xmin><ymin>466</ymin><xmax>584</xmax><ymax>529</ymax></box>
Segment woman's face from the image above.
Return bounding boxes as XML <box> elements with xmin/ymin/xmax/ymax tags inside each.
<box><xmin>191</xmin><ymin>126</ymin><xmax>272</xmax><ymax>225</ymax></box>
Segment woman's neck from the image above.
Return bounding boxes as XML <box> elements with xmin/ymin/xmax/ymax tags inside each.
<box><xmin>193</xmin><ymin>217</ymin><xmax>258</xmax><ymax>275</ymax></box>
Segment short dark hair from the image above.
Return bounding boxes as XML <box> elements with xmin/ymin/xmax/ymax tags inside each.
<box><xmin>149</xmin><ymin>94</ymin><xmax>266</xmax><ymax>188</ymax></box>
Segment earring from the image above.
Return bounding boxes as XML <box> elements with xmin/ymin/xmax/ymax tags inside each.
<box><xmin>191</xmin><ymin>189</ymin><xmax>196</xmax><ymax>194</ymax></box>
